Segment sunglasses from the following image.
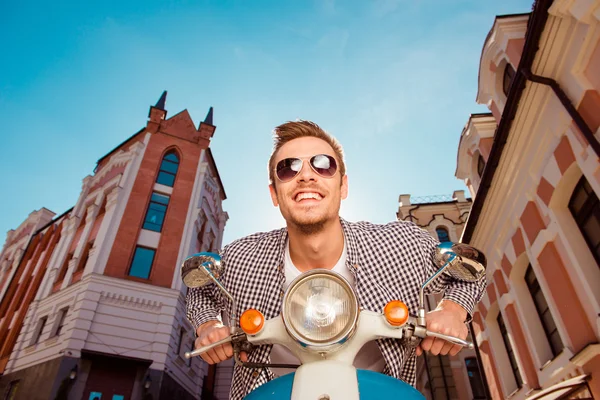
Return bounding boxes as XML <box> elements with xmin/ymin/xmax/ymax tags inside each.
<box><xmin>275</xmin><ymin>154</ymin><xmax>338</xmax><ymax>182</ymax></box>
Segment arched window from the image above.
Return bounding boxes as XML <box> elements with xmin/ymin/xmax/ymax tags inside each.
<box><xmin>477</xmin><ymin>153</ymin><xmax>486</xmax><ymax>178</ymax></box>
<box><xmin>568</xmin><ymin>176</ymin><xmax>600</xmax><ymax>267</ymax></box>
<box><xmin>503</xmin><ymin>63</ymin><xmax>516</xmax><ymax>96</ymax></box>
<box><xmin>156</xmin><ymin>152</ymin><xmax>180</xmax><ymax>187</ymax></box>
<box><xmin>436</xmin><ymin>227</ymin><xmax>450</xmax><ymax>243</ymax></box>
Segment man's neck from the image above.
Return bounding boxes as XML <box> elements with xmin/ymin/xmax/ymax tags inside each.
<box><xmin>287</xmin><ymin>219</ymin><xmax>345</xmax><ymax>272</ymax></box>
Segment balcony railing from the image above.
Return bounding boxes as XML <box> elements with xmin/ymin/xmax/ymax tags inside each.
<box><xmin>410</xmin><ymin>194</ymin><xmax>457</xmax><ymax>204</ymax></box>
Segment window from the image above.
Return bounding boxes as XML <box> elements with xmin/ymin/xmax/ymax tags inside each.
<box><xmin>568</xmin><ymin>176</ymin><xmax>600</xmax><ymax>266</ymax></box>
<box><xmin>187</xmin><ymin>339</ymin><xmax>194</xmax><ymax>367</ymax></box>
<box><xmin>503</xmin><ymin>63</ymin><xmax>516</xmax><ymax>96</ymax></box>
<box><xmin>53</xmin><ymin>308</ymin><xmax>69</xmax><ymax>337</ymax></box>
<box><xmin>128</xmin><ymin>247</ymin><xmax>156</xmax><ymax>279</ymax></box>
<box><xmin>5</xmin><ymin>380</ymin><xmax>19</xmax><ymax>400</ymax></box>
<box><xmin>436</xmin><ymin>227</ymin><xmax>450</xmax><ymax>243</ymax></box>
<box><xmin>177</xmin><ymin>328</ymin><xmax>186</xmax><ymax>356</ymax></box>
<box><xmin>143</xmin><ymin>193</ymin><xmax>170</xmax><ymax>232</ymax></box>
<box><xmin>156</xmin><ymin>152</ymin><xmax>179</xmax><ymax>187</ymax></box>
<box><xmin>32</xmin><ymin>316</ymin><xmax>48</xmax><ymax>345</ymax></box>
<box><xmin>525</xmin><ymin>265</ymin><xmax>563</xmax><ymax>357</ymax></box>
<box><xmin>465</xmin><ymin>357</ymin><xmax>486</xmax><ymax>399</ymax></box>
<box><xmin>477</xmin><ymin>153</ymin><xmax>486</xmax><ymax>178</ymax></box>
<box><xmin>497</xmin><ymin>313</ymin><xmax>523</xmax><ymax>388</ymax></box>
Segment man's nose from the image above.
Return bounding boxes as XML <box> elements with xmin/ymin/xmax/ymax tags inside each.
<box><xmin>297</xmin><ymin>160</ymin><xmax>317</xmax><ymax>182</ymax></box>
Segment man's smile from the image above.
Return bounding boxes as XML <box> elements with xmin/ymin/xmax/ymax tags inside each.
<box><xmin>294</xmin><ymin>191</ymin><xmax>323</xmax><ymax>202</ymax></box>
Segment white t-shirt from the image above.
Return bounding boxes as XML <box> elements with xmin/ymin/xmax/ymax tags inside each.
<box><xmin>270</xmin><ymin>239</ymin><xmax>385</xmax><ymax>376</ymax></box>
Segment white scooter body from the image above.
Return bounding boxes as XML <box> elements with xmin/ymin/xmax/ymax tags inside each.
<box><xmin>247</xmin><ymin>311</ymin><xmax>407</xmax><ymax>400</ymax></box>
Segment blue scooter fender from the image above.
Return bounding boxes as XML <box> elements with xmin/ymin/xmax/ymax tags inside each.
<box><xmin>244</xmin><ymin>369</ymin><xmax>425</xmax><ymax>399</ymax></box>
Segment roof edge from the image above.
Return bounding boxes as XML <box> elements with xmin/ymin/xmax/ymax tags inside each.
<box><xmin>462</xmin><ymin>0</ymin><xmax>554</xmax><ymax>244</ymax></box>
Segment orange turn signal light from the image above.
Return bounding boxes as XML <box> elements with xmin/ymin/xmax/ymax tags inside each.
<box><xmin>240</xmin><ymin>309</ymin><xmax>265</xmax><ymax>335</ymax></box>
<box><xmin>384</xmin><ymin>300</ymin><xmax>409</xmax><ymax>326</ymax></box>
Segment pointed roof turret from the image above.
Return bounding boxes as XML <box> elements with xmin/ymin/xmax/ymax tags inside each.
<box><xmin>148</xmin><ymin>90</ymin><xmax>168</xmax><ymax>129</ymax></box>
<box><xmin>204</xmin><ymin>106</ymin><xmax>214</xmax><ymax>126</ymax></box>
<box><xmin>198</xmin><ymin>106</ymin><xmax>216</xmax><ymax>139</ymax></box>
<box><xmin>155</xmin><ymin>90</ymin><xmax>167</xmax><ymax>110</ymax></box>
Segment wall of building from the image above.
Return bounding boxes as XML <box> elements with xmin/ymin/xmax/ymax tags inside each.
<box><xmin>0</xmin><ymin>94</ymin><xmax>231</xmax><ymax>400</ymax></box>
<box><xmin>397</xmin><ymin>191</ymin><xmax>485</xmax><ymax>400</ymax></box>
<box><xmin>0</xmin><ymin>212</ymin><xmax>64</xmax><ymax>374</ymax></box>
<box><xmin>457</xmin><ymin>3</ymin><xmax>600</xmax><ymax>399</ymax></box>
<box><xmin>0</xmin><ymin>356</ymin><xmax>78</xmax><ymax>400</ymax></box>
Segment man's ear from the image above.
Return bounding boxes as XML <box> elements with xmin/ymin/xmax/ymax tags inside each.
<box><xmin>269</xmin><ymin>184</ymin><xmax>279</xmax><ymax>207</ymax></box>
<box><xmin>341</xmin><ymin>175</ymin><xmax>349</xmax><ymax>200</ymax></box>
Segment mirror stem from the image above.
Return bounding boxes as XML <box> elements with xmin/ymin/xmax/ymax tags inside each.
<box><xmin>203</xmin><ymin>264</ymin><xmax>238</xmax><ymax>334</ymax></box>
<box><xmin>417</xmin><ymin>252</ymin><xmax>457</xmax><ymax>326</ymax></box>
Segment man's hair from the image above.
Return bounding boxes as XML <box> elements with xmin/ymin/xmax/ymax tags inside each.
<box><xmin>268</xmin><ymin>120</ymin><xmax>346</xmax><ymax>186</ymax></box>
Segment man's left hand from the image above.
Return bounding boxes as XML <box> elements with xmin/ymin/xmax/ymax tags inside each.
<box><xmin>416</xmin><ymin>300</ymin><xmax>468</xmax><ymax>357</ymax></box>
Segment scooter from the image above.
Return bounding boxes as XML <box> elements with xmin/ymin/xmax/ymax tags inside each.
<box><xmin>181</xmin><ymin>242</ymin><xmax>486</xmax><ymax>400</ymax></box>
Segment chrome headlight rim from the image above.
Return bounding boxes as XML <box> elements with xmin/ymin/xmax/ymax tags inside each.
<box><xmin>281</xmin><ymin>269</ymin><xmax>359</xmax><ymax>348</ymax></box>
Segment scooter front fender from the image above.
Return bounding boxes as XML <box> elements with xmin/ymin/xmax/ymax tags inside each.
<box><xmin>243</xmin><ymin>369</ymin><xmax>425</xmax><ymax>400</ymax></box>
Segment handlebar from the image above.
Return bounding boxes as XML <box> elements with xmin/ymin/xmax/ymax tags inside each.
<box><xmin>185</xmin><ymin>335</ymin><xmax>233</xmax><ymax>359</ymax></box>
<box><xmin>184</xmin><ymin>316</ymin><xmax>474</xmax><ymax>360</ymax></box>
<box><xmin>425</xmin><ymin>330</ymin><xmax>474</xmax><ymax>349</ymax></box>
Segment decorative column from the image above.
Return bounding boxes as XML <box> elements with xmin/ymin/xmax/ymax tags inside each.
<box><xmin>196</xmin><ymin>212</ymin><xmax>207</xmax><ymax>252</ymax></box>
<box><xmin>89</xmin><ymin>186</ymin><xmax>123</xmax><ymax>275</ymax></box>
<box><xmin>0</xmin><ymin>250</ymin><xmax>24</xmax><ymax>300</ymax></box>
<box><xmin>57</xmin><ymin>216</ymin><xmax>81</xmax><ymax>291</ymax></box>
<box><xmin>62</xmin><ymin>203</ymin><xmax>99</xmax><ymax>287</ymax></box>
<box><xmin>216</xmin><ymin>212</ymin><xmax>229</xmax><ymax>250</ymax></box>
<box><xmin>0</xmin><ymin>258</ymin><xmax>11</xmax><ymax>297</ymax></box>
<box><xmin>479</xmin><ymin>340</ymin><xmax>504</xmax><ymax>400</ymax></box>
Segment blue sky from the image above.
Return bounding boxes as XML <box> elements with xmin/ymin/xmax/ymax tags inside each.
<box><xmin>0</xmin><ymin>0</ymin><xmax>532</xmax><ymax>247</ymax></box>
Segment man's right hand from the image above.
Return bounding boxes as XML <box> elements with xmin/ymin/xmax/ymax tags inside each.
<box><xmin>195</xmin><ymin>320</ymin><xmax>248</xmax><ymax>364</ymax></box>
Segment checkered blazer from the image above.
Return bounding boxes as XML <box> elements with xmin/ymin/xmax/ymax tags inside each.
<box><xmin>186</xmin><ymin>218</ymin><xmax>485</xmax><ymax>400</ymax></box>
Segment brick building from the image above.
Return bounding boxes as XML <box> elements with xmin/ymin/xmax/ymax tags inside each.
<box><xmin>0</xmin><ymin>92</ymin><xmax>231</xmax><ymax>400</ymax></box>
<box><xmin>456</xmin><ymin>1</ymin><xmax>600</xmax><ymax>399</ymax></box>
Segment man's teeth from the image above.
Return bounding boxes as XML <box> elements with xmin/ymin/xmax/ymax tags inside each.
<box><xmin>295</xmin><ymin>192</ymin><xmax>323</xmax><ymax>202</ymax></box>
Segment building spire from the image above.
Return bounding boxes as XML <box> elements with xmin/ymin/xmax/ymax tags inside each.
<box><xmin>204</xmin><ymin>106</ymin><xmax>214</xmax><ymax>126</ymax></box>
<box><xmin>198</xmin><ymin>106</ymin><xmax>216</xmax><ymax>139</ymax></box>
<box><xmin>148</xmin><ymin>90</ymin><xmax>168</xmax><ymax>128</ymax></box>
<box><xmin>155</xmin><ymin>90</ymin><xmax>167</xmax><ymax>110</ymax></box>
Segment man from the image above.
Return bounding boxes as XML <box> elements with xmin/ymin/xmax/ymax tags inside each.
<box><xmin>186</xmin><ymin>120</ymin><xmax>485</xmax><ymax>400</ymax></box>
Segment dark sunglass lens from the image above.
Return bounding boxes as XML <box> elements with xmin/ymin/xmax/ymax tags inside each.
<box><xmin>276</xmin><ymin>158</ymin><xmax>303</xmax><ymax>181</ymax></box>
<box><xmin>311</xmin><ymin>155</ymin><xmax>337</xmax><ymax>177</ymax></box>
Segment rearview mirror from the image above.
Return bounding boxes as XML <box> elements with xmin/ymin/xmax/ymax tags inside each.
<box><xmin>181</xmin><ymin>252</ymin><xmax>236</xmax><ymax>334</ymax></box>
<box><xmin>417</xmin><ymin>242</ymin><xmax>486</xmax><ymax>326</ymax></box>
<box><xmin>181</xmin><ymin>252</ymin><xmax>223</xmax><ymax>288</ymax></box>
<box><xmin>434</xmin><ymin>242</ymin><xmax>486</xmax><ymax>282</ymax></box>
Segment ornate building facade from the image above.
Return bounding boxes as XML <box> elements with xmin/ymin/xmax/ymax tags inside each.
<box><xmin>456</xmin><ymin>1</ymin><xmax>600</xmax><ymax>399</ymax></box>
<box><xmin>398</xmin><ymin>191</ymin><xmax>487</xmax><ymax>400</ymax></box>
<box><xmin>0</xmin><ymin>92</ymin><xmax>230</xmax><ymax>400</ymax></box>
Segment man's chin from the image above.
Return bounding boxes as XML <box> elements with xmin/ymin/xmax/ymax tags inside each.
<box><xmin>289</xmin><ymin>217</ymin><xmax>327</xmax><ymax>235</ymax></box>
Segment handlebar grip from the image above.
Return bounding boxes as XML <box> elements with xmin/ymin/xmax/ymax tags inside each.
<box><xmin>425</xmin><ymin>331</ymin><xmax>474</xmax><ymax>349</ymax></box>
<box><xmin>185</xmin><ymin>336</ymin><xmax>233</xmax><ymax>359</ymax></box>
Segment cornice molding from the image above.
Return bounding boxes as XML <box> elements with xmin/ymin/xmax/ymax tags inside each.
<box><xmin>99</xmin><ymin>291</ymin><xmax>162</xmax><ymax>311</ymax></box>
<box><xmin>477</xmin><ymin>16</ymin><xmax>529</xmax><ymax>105</ymax></box>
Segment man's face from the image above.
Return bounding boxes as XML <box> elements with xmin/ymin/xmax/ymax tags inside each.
<box><xmin>269</xmin><ymin>137</ymin><xmax>348</xmax><ymax>234</ymax></box>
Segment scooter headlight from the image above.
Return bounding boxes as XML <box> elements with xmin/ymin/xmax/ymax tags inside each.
<box><xmin>282</xmin><ymin>270</ymin><xmax>359</xmax><ymax>349</ymax></box>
